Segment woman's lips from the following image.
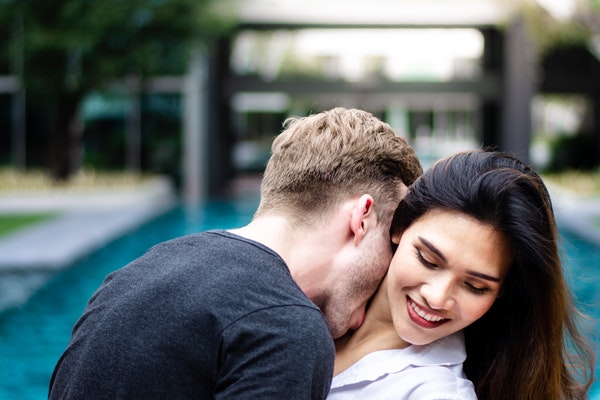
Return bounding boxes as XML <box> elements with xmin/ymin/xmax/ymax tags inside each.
<box><xmin>406</xmin><ymin>296</ymin><xmax>450</xmax><ymax>329</ymax></box>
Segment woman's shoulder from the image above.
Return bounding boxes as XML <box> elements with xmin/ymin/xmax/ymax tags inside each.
<box><xmin>400</xmin><ymin>364</ymin><xmax>476</xmax><ymax>399</ymax></box>
<box><xmin>411</xmin><ymin>331</ymin><xmax>467</xmax><ymax>366</ymax></box>
<box><xmin>329</xmin><ymin>362</ymin><xmax>476</xmax><ymax>400</ymax></box>
<box><xmin>329</xmin><ymin>333</ymin><xmax>475</xmax><ymax>400</ymax></box>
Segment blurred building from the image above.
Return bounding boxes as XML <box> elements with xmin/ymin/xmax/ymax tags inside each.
<box><xmin>212</xmin><ymin>0</ymin><xmax>534</xmax><ymax>183</ymax></box>
<box><xmin>2</xmin><ymin>0</ymin><xmax>599</xmax><ymax>201</ymax></box>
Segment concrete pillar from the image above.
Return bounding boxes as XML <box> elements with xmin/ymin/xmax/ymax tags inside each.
<box><xmin>182</xmin><ymin>47</ymin><xmax>209</xmax><ymax>205</ymax></box>
<box><xmin>502</xmin><ymin>17</ymin><xmax>536</xmax><ymax>162</ymax></box>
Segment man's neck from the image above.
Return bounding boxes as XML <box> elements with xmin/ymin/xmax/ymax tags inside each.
<box><xmin>230</xmin><ymin>215</ymin><xmax>297</xmax><ymax>262</ymax></box>
<box><xmin>230</xmin><ymin>212</ymin><xmax>345</xmax><ymax>303</ymax></box>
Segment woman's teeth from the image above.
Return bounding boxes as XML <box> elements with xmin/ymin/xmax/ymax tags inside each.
<box><xmin>410</xmin><ymin>299</ymin><xmax>445</xmax><ymax>322</ymax></box>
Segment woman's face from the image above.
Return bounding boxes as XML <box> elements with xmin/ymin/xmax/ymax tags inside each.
<box><xmin>387</xmin><ymin>209</ymin><xmax>512</xmax><ymax>346</ymax></box>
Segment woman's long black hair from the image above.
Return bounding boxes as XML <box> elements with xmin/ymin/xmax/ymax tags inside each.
<box><xmin>391</xmin><ymin>150</ymin><xmax>594</xmax><ymax>399</ymax></box>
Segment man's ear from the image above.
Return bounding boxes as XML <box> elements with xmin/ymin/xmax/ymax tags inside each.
<box><xmin>350</xmin><ymin>194</ymin><xmax>374</xmax><ymax>245</ymax></box>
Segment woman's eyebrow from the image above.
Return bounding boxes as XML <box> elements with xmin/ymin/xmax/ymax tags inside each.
<box><xmin>419</xmin><ymin>236</ymin><xmax>501</xmax><ymax>283</ymax></box>
<box><xmin>466</xmin><ymin>271</ymin><xmax>501</xmax><ymax>283</ymax></box>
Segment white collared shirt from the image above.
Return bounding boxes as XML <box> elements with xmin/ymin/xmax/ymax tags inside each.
<box><xmin>328</xmin><ymin>331</ymin><xmax>477</xmax><ymax>400</ymax></box>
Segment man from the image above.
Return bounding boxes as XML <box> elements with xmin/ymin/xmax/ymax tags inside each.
<box><xmin>48</xmin><ymin>107</ymin><xmax>422</xmax><ymax>399</ymax></box>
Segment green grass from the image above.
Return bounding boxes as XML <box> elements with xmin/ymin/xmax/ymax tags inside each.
<box><xmin>0</xmin><ymin>214</ymin><xmax>56</xmax><ymax>238</ymax></box>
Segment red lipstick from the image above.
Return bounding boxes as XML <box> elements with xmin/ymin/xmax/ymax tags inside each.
<box><xmin>406</xmin><ymin>296</ymin><xmax>449</xmax><ymax>329</ymax></box>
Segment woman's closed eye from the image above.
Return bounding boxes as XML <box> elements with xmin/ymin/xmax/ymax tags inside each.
<box><xmin>465</xmin><ymin>281</ymin><xmax>489</xmax><ymax>295</ymax></box>
<box><xmin>415</xmin><ymin>249</ymin><xmax>437</xmax><ymax>269</ymax></box>
<box><xmin>416</xmin><ymin>247</ymin><xmax>493</xmax><ymax>295</ymax></box>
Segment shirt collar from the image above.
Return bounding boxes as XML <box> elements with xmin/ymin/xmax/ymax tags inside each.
<box><xmin>332</xmin><ymin>331</ymin><xmax>466</xmax><ymax>387</ymax></box>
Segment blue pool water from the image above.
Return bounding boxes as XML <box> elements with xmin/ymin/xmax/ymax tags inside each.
<box><xmin>0</xmin><ymin>197</ymin><xmax>599</xmax><ymax>399</ymax></box>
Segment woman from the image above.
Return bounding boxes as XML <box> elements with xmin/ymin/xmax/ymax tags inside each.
<box><xmin>330</xmin><ymin>150</ymin><xmax>595</xmax><ymax>399</ymax></box>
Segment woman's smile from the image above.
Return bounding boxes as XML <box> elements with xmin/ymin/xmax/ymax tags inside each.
<box><xmin>386</xmin><ymin>209</ymin><xmax>511</xmax><ymax>346</ymax></box>
<box><xmin>406</xmin><ymin>296</ymin><xmax>450</xmax><ymax>328</ymax></box>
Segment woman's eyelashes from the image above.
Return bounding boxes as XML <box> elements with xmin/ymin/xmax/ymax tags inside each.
<box><xmin>415</xmin><ymin>248</ymin><xmax>437</xmax><ymax>269</ymax></box>
<box><xmin>464</xmin><ymin>282</ymin><xmax>489</xmax><ymax>295</ymax></box>
<box><xmin>415</xmin><ymin>247</ymin><xmax>491</xmax><ymax>295</ymax></box>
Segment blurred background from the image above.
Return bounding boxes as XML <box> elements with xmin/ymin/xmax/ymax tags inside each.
<box><xmin>0</xmin><ymin>0</ymin><xmax>599</xmax><ymax>398</ymax></box>
<box><xmin>1</xmin><ymin>0</ymin><xmax>600</xmax><ymax>197</ymax></box>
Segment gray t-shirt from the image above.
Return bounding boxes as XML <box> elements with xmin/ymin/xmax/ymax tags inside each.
<box><xmin>49</xmin><ymin>230</ymin><xmax>334</xmax><ymax>399</ymax></box>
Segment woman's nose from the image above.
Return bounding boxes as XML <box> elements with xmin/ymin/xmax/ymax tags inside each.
<box><xmin>420</xmin><ymin>274</ymin><xmax>455</xmax><ymax>311</ymax></box>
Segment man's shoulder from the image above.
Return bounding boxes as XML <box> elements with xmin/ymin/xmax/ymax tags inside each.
<box><xmin>149</xmin><ymin>229</ymin><xmax>279</xmax><ymax>259</ymax></box>
<box><xmin>222</xmin><ymin>304</ymin><xmax>335</xmax><ymax>372</ymax></box>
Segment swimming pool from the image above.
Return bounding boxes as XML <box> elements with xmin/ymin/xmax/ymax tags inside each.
<box><xmin>0</xmin><ymin>196</ymin><xmax>598</xmax><ymax>399</ymax></box>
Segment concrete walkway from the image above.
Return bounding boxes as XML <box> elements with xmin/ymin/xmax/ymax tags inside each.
<box><xmin>0</xmin><ymin>177</ymin><xmax>176</xmax><ymax>311</ymax></box>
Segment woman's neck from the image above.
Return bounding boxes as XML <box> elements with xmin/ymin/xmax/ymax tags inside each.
<box><xmin>333</xmin><ymin>279</ymin><xmax>410</xmax><ymax>375</ymax></box>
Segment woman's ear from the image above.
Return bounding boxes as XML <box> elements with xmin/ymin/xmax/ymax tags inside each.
<box><xmin>389</xmin><ymin>231</ymin><xmax>402</xmax><ymax>253</ymax></box>
<box><xmin>391</xmin><ymin>230</ymin><xmax>402</xmax><ymax>245</ymax></box>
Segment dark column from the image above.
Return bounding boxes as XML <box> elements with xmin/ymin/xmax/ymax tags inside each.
<box><xmin>480</xmin><ymin>101</ymin><xmax>500</xmax><ymax>149</ymax></box>
<box><xmin>206</xmin><ymin>37</ymin><xmax>234</xmax><ymax>197</ymax></box>
<box><xmin>593</xmin><ymin>96</ymin><xmax>600</xmax><ymax>166</ymax></box>
<box><xmin>479</xmin><ymin>27</ymin><xmax>503</xmax><ymax>149</ymax></box>
<box><xmin>11</xmin><ymin>87</ymin><xmax>26</xmax><ymax>169</ymax></box>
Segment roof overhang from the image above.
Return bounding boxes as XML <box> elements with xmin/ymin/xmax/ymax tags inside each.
<box><xmin>237</xmin><ymin>0</ymin><xmax>512</xmax><ymax>29</ymax></box>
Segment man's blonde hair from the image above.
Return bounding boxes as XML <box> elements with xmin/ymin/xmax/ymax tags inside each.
<box><xmin>256</xmin><ymin>107</ymin><xmax>422</xmax><ymax>226</ymax></box>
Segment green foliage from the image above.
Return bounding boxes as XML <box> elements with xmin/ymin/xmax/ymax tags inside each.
<box><xmin>547</xmin><ymin>133</ymin><xmax>600</xmax><ymax>172</ymax></box>
<box><xmin>1</xmin><ymin>0</ymin><xmax>237</xmax><ymax>94</ymax></box>
<box><xmin>521</xmin><ymin>2</ymin><xmax>592</xmax><ymax>58</ymax></box>
<box><xmin>0</xmin><ymin>0</ymin><xmax>237</xmax><ymax>180</ymax></box>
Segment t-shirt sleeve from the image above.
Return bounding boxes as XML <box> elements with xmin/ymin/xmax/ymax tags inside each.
<box><xmin>215</xmin><ymin>304</ymin><xmax>335</xmax><ymax>400</ymax></box>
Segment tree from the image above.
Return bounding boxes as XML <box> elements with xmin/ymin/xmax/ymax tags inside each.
<box><xmin>1</xmin><ymin>0</ymin><xmax>235</xmax><ymax>180</ymax></box>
